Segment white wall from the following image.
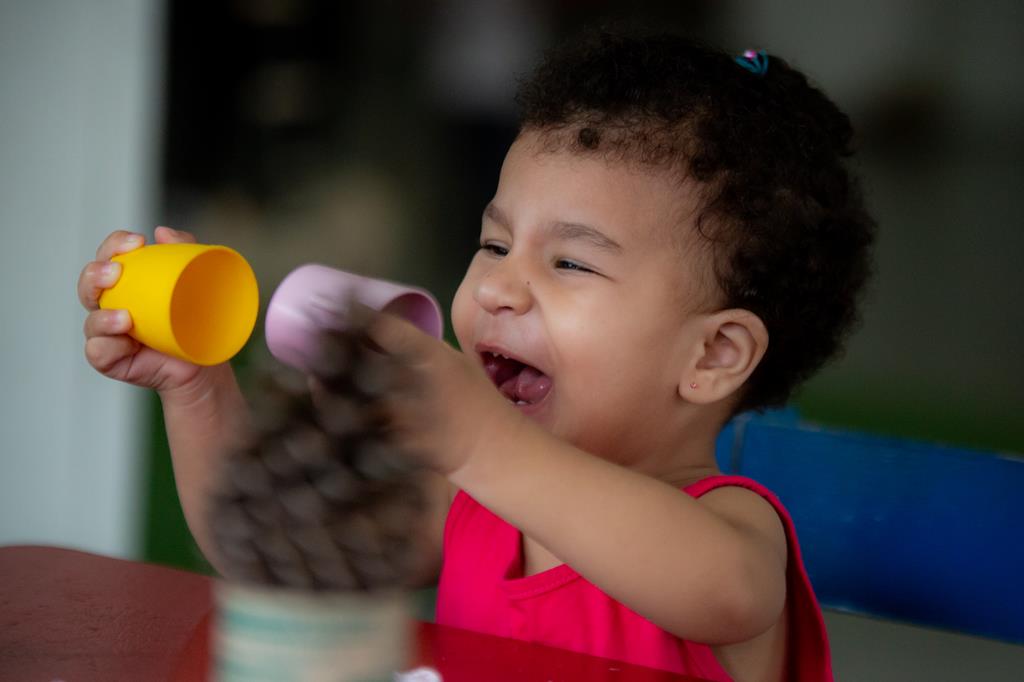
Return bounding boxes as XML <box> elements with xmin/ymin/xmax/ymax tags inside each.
<box><xmin>0</xmin><ymin>0</ymin><xmax>164</xmax><ymax>558</ymax></box>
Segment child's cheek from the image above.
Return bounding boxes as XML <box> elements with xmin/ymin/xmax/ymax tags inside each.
<box><xmin>450</xmin><ymin>277</ymin><xmax>476</xmax><ymax>351</ymax></box>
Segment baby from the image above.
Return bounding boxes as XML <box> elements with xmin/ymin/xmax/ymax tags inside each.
<box><xmin>78</xmin><ymin>30</ymin><xmax>873</xmax><ymax>682</ymax></box>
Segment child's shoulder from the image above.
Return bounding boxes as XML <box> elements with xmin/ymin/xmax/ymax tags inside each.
<box><xmin>691</xmin><ymin>476</ymin><xmax>789</xmax><ymax>565</ymax></box>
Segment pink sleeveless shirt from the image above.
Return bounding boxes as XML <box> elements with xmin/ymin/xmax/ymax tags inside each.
<box><xmin>436</xmin><ymin>475</ymin><xmax>833</xmax><ymax>681</ymax></box>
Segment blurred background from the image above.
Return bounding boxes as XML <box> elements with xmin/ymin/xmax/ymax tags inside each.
<box><xmin>1</xmin><ymin>0</ymin><xmax>1021</xmax><ymax>678</ymax></box>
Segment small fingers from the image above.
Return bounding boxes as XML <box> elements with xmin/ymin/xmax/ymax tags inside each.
<box><xmin>365</xmin><ymin>310</ymin><xmax>433</xmax><ymax>362</ymax></box>
<box><xmin>77</xmin><ymin>261</ymin><xmax>123</xmax><ymax>311</ymax></box>
<box><xmin>96</xmin><ymin>230</ymin><xmax>146</xmax><ymax>262</ymax></box>
<box><xmin>83</xmin><ymin>309</ymin><xmax>132</xmax><ymax>339</ymax></box>
<box><xmin>154</xmin><ymin>225</ymin><xmax>197</xmax><ymax>244</ymax></box>
<box><xmin>84</xmin><ymin>334</ymin><xmax>141</xmax><ymax>374</ymax></box>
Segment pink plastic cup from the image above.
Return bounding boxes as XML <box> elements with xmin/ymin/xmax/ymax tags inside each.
<box><xmin>264</xmin><ymin>264</ymin><xmax>444</xmax><ymax>371</ymax></box>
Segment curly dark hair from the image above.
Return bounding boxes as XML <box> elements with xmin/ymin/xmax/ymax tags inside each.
<box><xmin>514</xmin><ymin>29</ymin><xmax>876</xmax><ymax>414</ymax></box>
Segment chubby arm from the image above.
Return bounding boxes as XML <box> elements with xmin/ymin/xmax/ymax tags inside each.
<box><xmin>451</xmin><ymin>421</ymin><xmax>788</xmax><ymax>644</ymax></box>
<box><xmin>158</xmin><ymin>363</ymin><xmax>252</xmax><ymax>575</ymax></box>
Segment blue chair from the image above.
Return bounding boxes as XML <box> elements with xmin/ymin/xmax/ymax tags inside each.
<box><xmin>715</xmin><ymin>412</ymin><xmax>1024</xmax><ymax>644</ymax></box>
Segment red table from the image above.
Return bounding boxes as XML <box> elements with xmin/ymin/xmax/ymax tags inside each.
<box><xmin>0</xmin><ymin>546</ymin><xmax>706</xmax><ymax>681</ymax></box>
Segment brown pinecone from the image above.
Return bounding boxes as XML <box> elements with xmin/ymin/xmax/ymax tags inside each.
<box><xmin>208</xmin><ymin>322</ymin><xmax>428</xmax><ymax>592</ymax></box>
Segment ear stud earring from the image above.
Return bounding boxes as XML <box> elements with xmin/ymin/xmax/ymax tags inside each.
<box><xmin>689</xmin><ymin>382</ymin><xmax>698</xmax><ymax>390</ymax></box>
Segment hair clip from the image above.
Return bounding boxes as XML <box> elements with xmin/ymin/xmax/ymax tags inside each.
<box><xmin>735</xmin><ymin>49</ymin><xmax>769</xmax><ymax>75</ymax></box>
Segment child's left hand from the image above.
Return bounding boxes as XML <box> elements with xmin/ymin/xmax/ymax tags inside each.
<box><xmin>364</xmin><ymin>310</ymin><xmax>524</xmax><ymax>477</ymax></box>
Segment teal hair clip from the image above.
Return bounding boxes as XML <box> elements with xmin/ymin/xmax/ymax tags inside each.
<box><xmin>735</xmin><ymin>49</ymin><xmax>769</xmax><ymax>75</ymax></box>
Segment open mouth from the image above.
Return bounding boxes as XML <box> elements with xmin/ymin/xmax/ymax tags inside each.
<box><xmin>480</xmin><ymin>351</ymin><xmax>553</xmax><ymax>408</ymax></box>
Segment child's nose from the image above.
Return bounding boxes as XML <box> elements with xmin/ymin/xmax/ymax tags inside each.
<box><xmin>474</xmin><ymin>262</ymin><xmax>532</xmax><ymax>315</ymax></box>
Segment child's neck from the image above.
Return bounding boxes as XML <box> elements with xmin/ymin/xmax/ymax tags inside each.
<box><xmin>610</xmin><ymin>407</ymin><xmax>726</xmax><ymax>489</ymax></box>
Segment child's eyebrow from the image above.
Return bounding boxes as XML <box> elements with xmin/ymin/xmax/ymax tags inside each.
<box><xmin>483</xmin><ymin>203</ymin><xmax>623</xmax><ymax>254</ymax></box>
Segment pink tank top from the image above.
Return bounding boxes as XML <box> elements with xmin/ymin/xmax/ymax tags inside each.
<box><xmin>436</xmin><ymin>475</ymin><xmax>833</xmax><ymax>681</ymax></box>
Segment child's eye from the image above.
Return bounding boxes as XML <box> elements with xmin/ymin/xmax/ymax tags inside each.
<box><xmin>556</xmin><ymin>259</ymin><xmax>594</xmax><ymax>274</ymax></box>
<box><xmin>480</xmin><ymin>243</ymin><xmax>508</xmax><ymax>257</ymax></box>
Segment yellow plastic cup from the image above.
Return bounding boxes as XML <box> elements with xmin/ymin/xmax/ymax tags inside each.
<box><xmin>98</xmin><ymin>243</ymin><xmax>259</xmax><ymax>366</ymax></box>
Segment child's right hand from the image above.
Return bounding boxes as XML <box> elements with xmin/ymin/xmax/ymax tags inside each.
<box><xmin>78</xmin><ymin>226</ymin><xmax>208</xmax><ymax>394</ymax></box>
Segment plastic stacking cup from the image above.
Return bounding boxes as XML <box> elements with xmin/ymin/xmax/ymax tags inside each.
<box><xmin>98</xmin><ymin>243</ymin><xmax>259</xmax><ymax>366</ymax></box>
<box><xmin>265</xmin><ymin>264</ymin><xmax>443</xmax><ymax>372</ymax></box>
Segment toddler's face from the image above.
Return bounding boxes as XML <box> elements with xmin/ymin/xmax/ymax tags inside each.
<box><xmin>452</xmin><ymin>131</ymin><xmax>714</xmax><ymax>462</ymax></box>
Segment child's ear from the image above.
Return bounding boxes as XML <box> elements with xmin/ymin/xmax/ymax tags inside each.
<box><xmin>680</xmin><ymin>309</ymin><xmax>768</xmax><ymax>404</ymax></box>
